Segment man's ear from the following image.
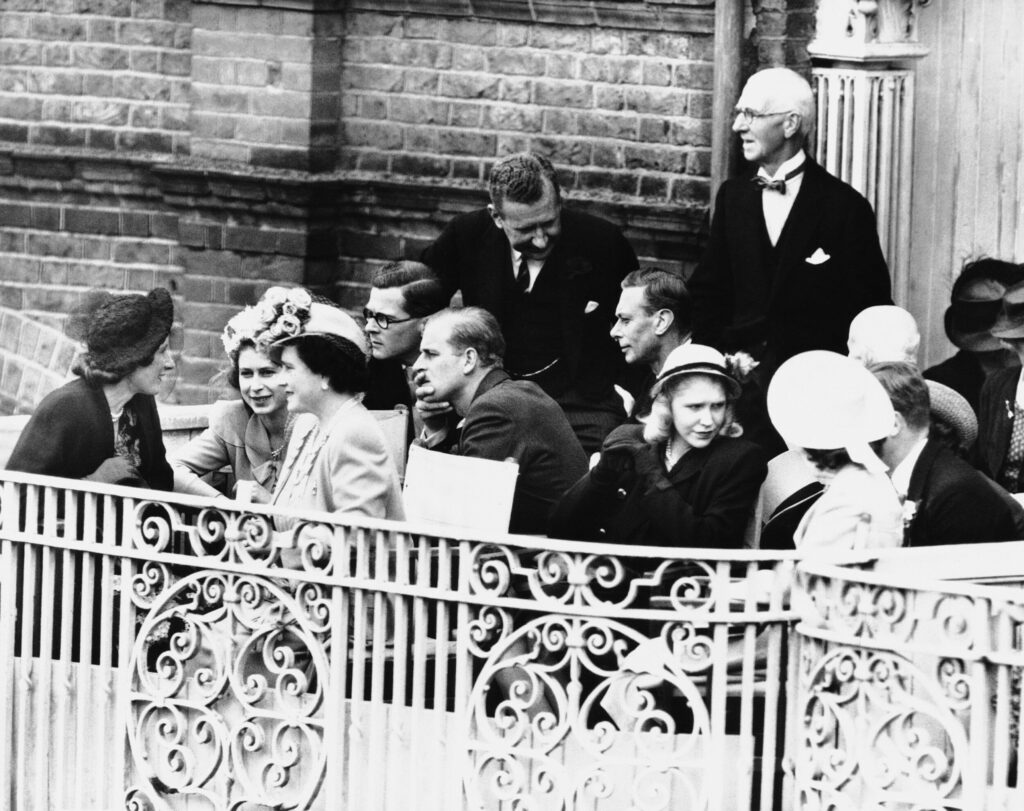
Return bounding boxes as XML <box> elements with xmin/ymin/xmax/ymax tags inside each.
<box><xmin>653</xmin><ymin>308</ymin><xmax>675</xmax><ymax>337</ymax></box>
<box><xmin>462</xmin><ymin>347</ymin><xmax>479</xmax><ymax>374</ymax></box>
<box><xmin>891</xmin><ymin>411</ymin><xmax>907</xmax><ymax>438</ymax></box>
<box><xmin>782</xmin><ymin>112</ymin><xmax>802</xmax><ymax>140</ymax></box>
<box><xmin>487</xmin><ymin>204</ymin><xmax>503</xmax><ymax>230</ymax></box>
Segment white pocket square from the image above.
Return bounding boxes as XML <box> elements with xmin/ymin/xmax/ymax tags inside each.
<box><xmin>584</xmin><ymin>300</ymin><xmax>599</xmax><ymax>314</ymax></box>
<box><xmin>805</xmin><ymin>248</ymin><xmax>831</xmax><ymax>265</ymax></box>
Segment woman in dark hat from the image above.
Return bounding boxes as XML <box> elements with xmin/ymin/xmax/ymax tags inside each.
<box><xmin>976</xmin><ymin>279</ymin><xmax>1024</xmax><ymax>492</ymax></box>
<box><xmin>549</xmin><ymin>343</ymin><xmax>767</xmax><ymax>548</ymax></box>
<box><xmin>924</xmin><ymin>258</ymin><xmax>1024</xmax><ymax>411</ymax></box>
<box><xmin>7</xmin><ymin>287</ymin><xmax>176</xmax><ymax>490</ymax></box>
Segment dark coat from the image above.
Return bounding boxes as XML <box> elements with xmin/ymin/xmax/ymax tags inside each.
<box><xmin>548</xmin><ymin>424</ymin><xmax>768</xmax><ymax>549</ymax></box>
<box><xmin>457</xmin><ymin>369</ymin><xmax>588</xmax><ymax>535</ymax></box>
<box><xmin>422</xmin><ymin>206</ymin><xmax>638</xmax><ymax>401</ymax></box>
<box><xmin>923</xmin><ymin>350</ymin><xmax>988</xmax><ymax>413</ymax></box>
<box><xmin>975</xmin><ymin>366</ymin><xmax>1019</xmax><ymax>483</ymax></box>
<box><xmin>905</xmin><ymin>439</ymin><xmax>1021</xmax><ymax>546</ymax></box>
<box><xmin>6</xmin><ymin>376</ymin><xmax>173</xmax><ymax>490</ymax></box>
<box><xmin>689</xmin><ymin>158</ymin><xmax>892</xmax><ymax>369</ymax></box>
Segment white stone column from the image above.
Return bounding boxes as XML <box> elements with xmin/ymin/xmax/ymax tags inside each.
<box><xmin>808</xmin><ymin>0</ymin><xmax>932</xmax><ymax>306</ymax></box>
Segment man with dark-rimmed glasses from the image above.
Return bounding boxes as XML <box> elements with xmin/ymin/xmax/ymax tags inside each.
<box><xmin>362</xmin><ymin>260</ymin><xmax>452</xmax><ymax>440</ymax></box>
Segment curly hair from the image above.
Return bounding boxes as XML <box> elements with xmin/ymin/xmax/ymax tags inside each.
<box><xmin>72</xmin><ymin>350</ymin><xmax>158</xmax><ymax>385</ymax></box>
<box><xmin>641</xmin><ymin>374</ymin><xmax>736</xmax><ymax>446</ymax></box>
<box><xmin>488</xmin><ymin>153</ymin><xmax>561</xmax><ymax>212</ymax></box>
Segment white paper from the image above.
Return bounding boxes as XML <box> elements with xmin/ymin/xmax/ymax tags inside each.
<box><xmin>403</xmin><ymin>444</ymin><xmax>519</xmax><ymax>534</ymax></box>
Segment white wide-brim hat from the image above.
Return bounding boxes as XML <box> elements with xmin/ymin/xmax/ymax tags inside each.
<box><xmin>767</xmin><ymin>350</ymin><xmax>895</xmax><ymax>467</ymax></box>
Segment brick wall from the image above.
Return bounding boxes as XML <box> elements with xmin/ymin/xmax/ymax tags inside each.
<box><xmin>0</xmin><ymin>0</ymin><xmax>816</xmax><ymax>414</ymax></box>
<box><xmin>0</xmin><ymin>0</ymin><xmax>191</xmax><ymax>154</ymax></box>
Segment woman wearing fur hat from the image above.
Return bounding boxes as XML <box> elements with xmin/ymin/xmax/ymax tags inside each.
<box><xmin>265</xmin><ymin>292</ymin><xmax>405</xmax><ymax>530</ymax></box>
<box><xmin>549</xmin><ymin>344</ymin><xmax>768</xmax><ymax>548</ymax></box>
<box><xmin>172</xmin><ymin>288</ymin><xmax>297</xmax><ymax>502</ymax></box>
<box><xmin>767</xmin><ymin>351</ymin><xmax>903</xmax><ymax>550</ymax></box>
<box><xmin>7</xmin><ymin>288</ymin><xmax>176</xmax><ymax>490</ymax></box>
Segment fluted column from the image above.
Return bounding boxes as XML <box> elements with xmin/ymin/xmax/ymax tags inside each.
<box><xmin>808</xmin><ymin>0</ymin><xmax>932</xmax><ymax>306</ymax></box>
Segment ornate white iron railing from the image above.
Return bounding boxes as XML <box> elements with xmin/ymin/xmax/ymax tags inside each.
<box><xmin>0</xmin><ymin>469</ymin><xmax>803</xmax><ymax>811</ymax></box>
<box><xmin>793</xmin><ymin>552</ymin><xmax>1024</xmax><ymax>810</ymax></box>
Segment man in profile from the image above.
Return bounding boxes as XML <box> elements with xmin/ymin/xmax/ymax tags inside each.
<box><xmin>412</xmin><ymin>307</ymin><xmax>587</xmax><ymax>535</ymax></box>
<box><xmin>422</xmin><ymin>152</ymin><xmax>638</xmax><ymax>453</ymax></box>
<box><xmin>609</xmin><ymin>267</ymin><xmax>692</xmax><ymax>420</ymax></box>
<box><xmin>871</xmin><ymin>361</ymin><xmax>1019</xmax><ymax>546</ymax></box>
<box><xmin>362</xmin><ymin>260</ymin><xmax>450</xmax><ymax>429</ymax></box>
<box><xmin>690</xmin><ymin>67</ymin><xmax>892</xmax><ymax>378</ymax></box>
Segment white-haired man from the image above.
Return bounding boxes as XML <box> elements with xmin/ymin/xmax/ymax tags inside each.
<box><xmin>847</xmin><ymin>305</ymin><xmax>921</xmax><ymax>366</ymax></box>
<box><xmin>690</xmin><ymin>67</ymin><xmax>892</xmax><ymax>379</ymax></box>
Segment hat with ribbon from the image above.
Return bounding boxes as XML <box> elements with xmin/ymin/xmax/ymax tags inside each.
<box><xmin>650</xmin><ymin>343</ymin><xmax>742</xmax><ymax>399</ymax></box>
<box><xmin>270</xmin><ymin>300</ymin><xmax>369</xmax><ymax>366</ymax></box>
<box><xmin>66</xmin><ymin>287</ymin><xmax>174</xmax><ymax>379</ymax></box>
<box><xmin>767</xmin><ymin>350</ymin><xmax>895</xmax><ymax>473</ymax></box>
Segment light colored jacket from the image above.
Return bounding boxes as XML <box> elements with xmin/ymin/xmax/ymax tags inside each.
<box><xmin>172</xmin><ymin>399</ymin><xmax>281</xmax><ymax>500</ymax></box>
<box><xmin>271</xmin><ymin>400</ymin><xmax>405</xmax><ymax>529</ymax></box>
<box><xmin>793</xmin><ymin>463</ymin><xmax>903</xmax><ymax>551</ymax></box>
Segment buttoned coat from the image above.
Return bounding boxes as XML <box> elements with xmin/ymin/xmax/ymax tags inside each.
<box><xmin>6</xmin><ymin>376</ymin><xmax>172</xmax><ymax>490</ymax></box>
<box><xmin>422</xmin><ymin>207</ymin><xmax>638</xmax><ymax>400</ymax></box>
<box><xmin>690</xmin><ymin>159</ymin><xmax>892</xmax><ymax>368</ymax></box>
<box><xmin>548</xmin><ymin>424</ymin><xmax>768</xmax><ymax>549</ymax></box>
<box><xmin>455</xmin><ymin>368</ymin><xmax>588</xmax><ymax>535</ymax></box>
<box><xmin>904</xmin><ymin>439</ymin><xmax>1020</xmax><ymax>546</ymax></box>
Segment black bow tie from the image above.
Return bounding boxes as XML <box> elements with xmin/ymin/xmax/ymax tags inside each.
<box><xmin>753</xmin><ymin>163</ymin><xmax>805</xmax><ymax>194</ymax></box>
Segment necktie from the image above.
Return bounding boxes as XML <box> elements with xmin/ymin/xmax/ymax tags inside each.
<box><xmin>1000</xmin><ymin>402</ymin><xmax>1024</xmax><ymax>491</ymax></box>
<box><xmin>753</xmin><ymin>163</ymin><xmax>806</xmax><ymax>194</ymax></box>
<box><xmin>515</xmin><ymin>256</ymin><xmax>530</xmax><ymax>293</ymax></box>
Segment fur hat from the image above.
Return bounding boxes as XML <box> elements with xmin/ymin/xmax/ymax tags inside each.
<box><xmin>67</xmin><ymin>288</ymin><xmax>174</xmax><ymax>379</ymax></box>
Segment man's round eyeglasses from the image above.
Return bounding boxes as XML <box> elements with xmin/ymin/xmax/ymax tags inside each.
<box><xmin>363</xmin><ymin>308</ymin><xmax>414</xmax><ymax>330</ymax></box>
<box><xmin>734</xmin><ymin>108</ymin><xmax>793</xmax><ymax>126</ymax></box>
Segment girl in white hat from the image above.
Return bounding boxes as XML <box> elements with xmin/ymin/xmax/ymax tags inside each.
<box><xmin>549</xmin><ymin>343</ymin><xmax>767</xmax><ymax>548</ymax></box>
<box><xmin>767</xmin><ymin>350</ymin><xmax>903</xmax><ymax>550</ymax></box>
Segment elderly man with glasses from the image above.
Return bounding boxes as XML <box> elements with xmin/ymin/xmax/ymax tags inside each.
<box><xmin>690</xmin><ymin>67</ymin><xmax>892</xmax><ymax>390</ymax></box>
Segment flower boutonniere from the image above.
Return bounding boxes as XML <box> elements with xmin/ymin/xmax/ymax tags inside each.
<box><xmin>901</xmin><ymin>499</ymin><xmax>918</xmax><ymax>530</ymax></box>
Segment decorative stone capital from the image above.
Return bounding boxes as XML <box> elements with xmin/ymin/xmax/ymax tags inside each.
<box><xmin>808</xmin><ymin>0</ymin><xmax>932</xmax><ymax>64</ymax></box>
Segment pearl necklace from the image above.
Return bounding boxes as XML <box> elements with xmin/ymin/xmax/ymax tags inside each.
<box><xmin>664</xmin><ymin>436</ymin><xmax>675</xmax><ymax>468</ymax></box>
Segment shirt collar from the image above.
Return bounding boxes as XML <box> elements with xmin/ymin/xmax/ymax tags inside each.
<box><xmin>890</xmin><ymin>434</ymin><xmax>929</xmax><ymax>498</ymax></box>
<box><xmin>758</xmin><ymin>150</ymin><xmax>807</xmax><ymax>182</ymax></box>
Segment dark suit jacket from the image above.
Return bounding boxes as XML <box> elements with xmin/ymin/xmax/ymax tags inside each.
<box><xmin>422</xmin><ymin>207</ymin><xmax>638</xmax><ymax>400</ymax></box>
<box><xmin>458</xmin><ymin>369</ymin><xmax>588</xmax><ymax>535</ymax></box>
<box><xmin>976</xmin><ymin>366</ymin><xmax>1019</xmax><ymax>482</ymax></box>
<box><xmin>689</xmin><ymin>158</ymin><xmax>892</xmax><ymax>367</ymax></box>
<box><xmin>7</xmin><ymin>377</ymin><xmax>173</xmax><ymax>490</ymax></box>
<box><xmin>905</xmin><ymin>439</ymin><xmax>1020</xmax><ymax>545</ymax></box>
<box><xmin>548</xmin><ymin>424</ymin><xmax>768</xmax><ymax>549</ymax></box>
